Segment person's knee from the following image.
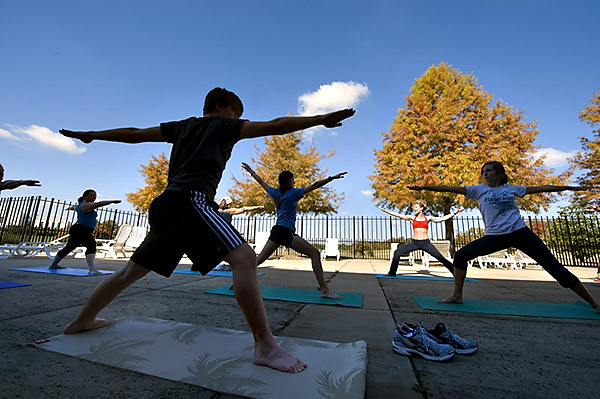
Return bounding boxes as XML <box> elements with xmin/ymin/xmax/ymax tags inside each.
<box><xmin>452</xmin><ymin>251</ymin><xmax>469</xmax><ymax>270</ymax></box>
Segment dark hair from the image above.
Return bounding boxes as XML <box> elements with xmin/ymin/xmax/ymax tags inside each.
<box><xmin>278</xmin><ymin>171</ymin><xmax>294</xmax><ymax>193</ymax></box>
<box><xmin>481</xmin><ymin>161</ymin><xmax>508</xmax><ymax>185</ymax></box>
<box><xmin>78</xmin><ymin>189</ymin><xmax>95</xmax><ymax>203</ymax></box>
<box><xmin>203</xmin><ymin>87</ymin><xmax>243</xmax><ymax>116</ymax></box>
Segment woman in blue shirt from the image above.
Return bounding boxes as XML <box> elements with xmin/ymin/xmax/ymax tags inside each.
<box><xmin>48</xmin><ymin>189</ymin><xmax>121</xmax><ymax>273</ymax></box>
<box><xmin>409</xmin><ymin>161</ymin><xmax>600</xmax><ymax>313</ymax></box>
<box><xmin>242</xmin><ymin>162</ymin><xmax>345</xmax><ymax>299</ymax></box>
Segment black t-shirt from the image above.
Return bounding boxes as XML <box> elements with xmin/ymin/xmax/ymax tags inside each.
<box><xmin>160</xmin><ymin>116</ymin><xmax>246</xmax><ymax>200</ymax></box>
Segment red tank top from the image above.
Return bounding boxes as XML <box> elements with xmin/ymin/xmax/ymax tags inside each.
<box><xmin>412</xmin><ymin>217</ymin><xmax>428</xmax><ymax>229</ymax></box>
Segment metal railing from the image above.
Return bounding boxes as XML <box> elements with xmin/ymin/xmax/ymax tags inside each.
<box><xmin>2</xmin><ymin>196</ymin><xmax>600</xmax><ymax>267</ymax></box>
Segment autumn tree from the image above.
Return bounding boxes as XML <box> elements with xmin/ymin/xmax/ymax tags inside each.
<box><xmin>126</xmin><ymin>153</ymin><xmax>169</xmax><ymax>213</ymax></box>
<box><xmin>371</xmin><ymin>62</ymin><xmax>570</xmax><ymax>243</ymax></box>
<box><xmin>229</xmin><ymin>131</ymin><xmax>344</xmax><ymax>214</ymax></box>
<box><xmin>569</xmin><ymin>88</ymin><xmax>600</xmax><ymax>207</ymax></box>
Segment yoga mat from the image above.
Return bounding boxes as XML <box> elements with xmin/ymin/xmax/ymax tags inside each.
<box><xmin>32</xmin><ymin>316</ymin><xmax>367</xmax><ymax>399</ymax></box>
<box><xmin>0</xmin><ymin>281</ymin><xmax>31</xmax><ymax>289</ymax></box>
<box><xmin>10</xmin><ymin>267</ymin><xmax>113</xmax><ymax>276</ymax></box>
<box><xmin>173</xmin><ymin>270</ymin><xmax>265</xmax><ymax>277</ymax></box>
<box><xmin>412</xmin><ymin>296</ymin><xmax>600</xmax><ymax>320</ymax></box>
<box><xmin>377</xmin><ymin>274</ymin><xmax>480</xmax><ymax>282</ymax></box>
<box><xmin>206</xmin><ymin>285</ymin><xmax>363</xmax><ymax>308</ymax></box>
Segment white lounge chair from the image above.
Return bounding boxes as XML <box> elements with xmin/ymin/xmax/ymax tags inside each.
<box><xmin>321</xmin><ymin>238</ymin><xmax>340</xmax><ymax>261</ymax></box>
<box><xmin>389</xmin><ymin>242</ymin><xmax>414</xmax><ymax>266</ymax></box>
<box><xmin>513</xmin><ymin>250</ymin><xmax>538</xmax><ymax>269</ymax></box>
<box><xmin>253</xmin><ymin>231</ymin><xmax>270</xmax><ymax>255</ymax></box>
<box><xmin>96</xmin><ymin>224</ymin><xmax>133</xmax><ymax>259</ymax></box>
<box><xmin>13</xmin><ymin>235</ymin><xmax>77</xmax><ymax>258</ymax></box>
<box><xmin>422</xmin><ymin>240</ymin><xmax>452</xmax><ymax>269</ymax></box>
<box><xmin>116</xmin><ymin>226</ymin><xmax>148</xmax><ymax>257</ymax></box>
<box><xmin>0</xmin><ymin>244</ymin><xmax>18</xmax><ymax>259</ymax></box>
<box><xmin>477</xmin><ymin>249</ymin><xmax>518</xmax><ymax>269</ymax></box>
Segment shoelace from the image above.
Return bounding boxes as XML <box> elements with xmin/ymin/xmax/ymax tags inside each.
<box><xmin>413</xmin><ymin>327</ymin><xmax>439</xmax><ymax>352</ymax></box>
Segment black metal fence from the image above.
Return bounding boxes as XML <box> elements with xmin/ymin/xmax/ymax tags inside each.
<box><xmin>0</xmin><ymin>196</ymin><xmax>147</xmax><ymax>244</ymax></box>
<box><xmin>2</xmin><ymin>196</ymin><xmax>600</xmax><ymax>267</ymax></box>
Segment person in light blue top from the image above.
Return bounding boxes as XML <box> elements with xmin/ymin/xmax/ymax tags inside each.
<box><xmin>242</xmin><ymin>162</ymin><xmax>346</xmax><ymax>299</ymax></box>
<box><xmin>48</xmin><ymin>189</ymin><xmax>121</xmax><ymax>273</ymax></box>
<box><xmin>409</xmin><ymin>161</ymin><xmax>600</xmax><ymax>314</ymax></box>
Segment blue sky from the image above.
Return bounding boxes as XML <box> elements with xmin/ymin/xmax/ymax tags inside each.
<box><xmin>1</xmin><ymin>0</ymin><xmax>599</xmax><ymax>216</ymax></box>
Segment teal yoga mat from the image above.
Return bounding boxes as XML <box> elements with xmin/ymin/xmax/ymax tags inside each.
<box><xmin>0</xmin><ymin>281</ymin><xmax>31</xmax><ymax>289</ymax></box>
<box><xmin>10</xmin><ymin>267</ymin><xmax>113</xmax><ymax>276</ymax></box>
<box><xmin>173</xmin><ymin>270</ymin><xmax>265</xmax><ymax>277</ymax></box>
<box><xmin>377</xmin><ymin>274</ymin><xmax>480</xmax><ymax>282</ymax></box>
<box><xmin>206</xmin><ymin>285</ymin><xmax>363</xmax><ymax>308</ymax></box>
<box><xmin>412</xmin><ymin>296</ymin><xmax>600</xmax><ymax>319</ymax></box>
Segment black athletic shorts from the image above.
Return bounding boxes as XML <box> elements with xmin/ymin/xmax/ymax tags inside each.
<box><xmin>268</xmin><ymin>225</ymin><xmax>297</xmax><ymax>247</ymax></box>
<box><xmin>131</xmin><ymin>189</ymin><xmax>245</xmax><ymax>277</ymax></box>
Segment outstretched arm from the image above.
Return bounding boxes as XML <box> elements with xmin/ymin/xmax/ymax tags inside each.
<box><xmin>227</xmin><ymin>205</ymin><xmax>264</xmax><ymax>215</ymax></box>
<box><xmin>0</xmin><ymin>179</ymin><xmax>41</xmax><ymax>191</ymax></box>
<box><xmin>377</xmin><ymin>206</ymin><xmax>413</xmax><ymax>221</ymax></box>
<box><xmin>80</xmin><ymin>200</ymin><xmax>121</xmax><ymax>212</ymax></box>
<box><xmin>408</xmin><ymin>185</ymin><xmax>467</xmax><ymax>195</ymax></box>
<box><xmin>239</xmin><ymin>109</ymin><xmax>355</xmax><ymax>139</ymax></box>
<box><xmin>60</xmin><ymin>126</ymin><xmax>164</xmax><ymax>144</ymax></box>
<box><xmin>304</xmin><ymin>172</ymin><xmax>347</xmax><ymax>194</ymax></box>
<box><xmin>429</xmin><ymin>207</ymin><xmax>464</xmax><ymax>222</ymax></box>
<box><xmin>525</xmin><ymin>185</ymin><xmax>587</xmax><ymax>195</ymax></box>
<box><xmin>242</xmin><ymin>162</ymin><xmax>270</xmax><ymax>192</ymax></box>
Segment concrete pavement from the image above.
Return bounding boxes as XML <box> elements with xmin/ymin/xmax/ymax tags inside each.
<box><xmin>1</xmin><ymin>256</ymin><xmax>599</xmax><ymax>398</ymax></box>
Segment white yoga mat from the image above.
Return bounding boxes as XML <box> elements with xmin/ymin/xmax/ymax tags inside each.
<box><xmin>33</xmin><ymin>316</ymin><xmax>367</xmax><ymax>399</ymax></box>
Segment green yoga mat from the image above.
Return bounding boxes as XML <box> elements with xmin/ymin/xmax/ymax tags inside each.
<box><xmin>206</xmin><ymin>285</ymin><xmax>363</xmax><ymax>308</ymax></box>
<box><xmin>32</xmin><ymin>316</ymin><xmax>367</xmax><ymax>399</ymax></box>
<box><xmin>412</xmin><ymin>296</ymin><xmax>600</xmax><ymax>320</ymax></box>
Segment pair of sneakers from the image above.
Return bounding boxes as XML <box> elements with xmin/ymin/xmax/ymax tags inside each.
<box><xmin>392</xmin><ymin>323</ymin><xmax>478</xmax><ymax>362</ymax></box>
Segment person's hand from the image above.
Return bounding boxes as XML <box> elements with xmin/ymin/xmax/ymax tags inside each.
<box><xmin>454</xmin><ymin>207</ymin><xmax>464</xmax><ymax>214</ymax></box>
<box><xmin>60</xmin><ymin>129</ymin><xmax>94</xmax><ymax>144</ymax></box>
<box><xmin>112</xmin><ymin>200</ymin><xmax>122</xmax><ymax>204</ymax></box>
<box><xmin>321</xmin><ymin>109</ymin><xmax>356</xmax><ymax>128</ymax></box>
<box><xmin>23</xmin><ymin>180</ymin><xmax>41</xmax><ymax>187</ymax></box>
<box><xmin>241</xmin><ymin>162</ymin><xmax>253</xmax><ymax>174</ymax></box>
<box><xmin>407</xmin><ymin>186</ymin><xmax>423</xmax><ymax>191</ymax></box>
<box><xmin>331</xmin><ymin>171</ymin><xmax>347</xmax><ymax>180</ymax></box>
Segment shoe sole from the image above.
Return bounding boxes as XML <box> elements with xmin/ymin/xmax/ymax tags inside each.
<box><xmin>392</xmin><ymin>341</ymin><xmax>454</xmax><ymax>362</ymax></box>
<box><xmin>454</xmin><ymin>347</ymin><xmax>478</xmax><ymax>355</ymax></box>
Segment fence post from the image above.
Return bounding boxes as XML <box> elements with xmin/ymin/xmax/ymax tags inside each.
<box><xmin>0</xmin><ymin>197</ymin><xmax>13</xmax><ymax>242</ymax></box>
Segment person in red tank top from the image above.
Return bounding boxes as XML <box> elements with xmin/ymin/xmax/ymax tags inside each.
<box><xmin>378</xmin><ymin>200</ymin><xmax>463</xmax><ymax>276</ymax></box>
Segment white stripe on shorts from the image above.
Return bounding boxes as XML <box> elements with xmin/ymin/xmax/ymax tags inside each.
<box><xmin>191</xmin><ymin>191</ymin><xmax>243</xmax><ymax>250</ymax></box>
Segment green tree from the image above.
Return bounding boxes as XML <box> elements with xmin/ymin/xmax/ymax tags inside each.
<box><xmin>569</xmin><ymin>88</ymin><xmax>600</xmax><ymax>207</ymax></box>
<box><xmin>126</xmin><ymin>153</ymin><xmax>169</xmax><ymax>213</ymax></box>
<box><xmin>229</xmin><ymin>131</ymin><xmax>344</xmax><ymax>214</ymax></box>
<box><xmin>547</xmin><ymin>203</ymin><xmax>600</xmax><ymax>263</ymax></box>
<box><xmin>370</xmin><ymin>62</ymin><xmax>570</xmax><ymax>241</ymax></box>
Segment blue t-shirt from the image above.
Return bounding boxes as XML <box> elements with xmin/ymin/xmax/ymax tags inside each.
<box><xmin>76</xmin><ymin>202</ymin><xmax>97</xmax><ymax>229</ymax></box>
<box><xmin>266</xmin><ymin>187</ymin><xmax>305</xmax><ymax>231</ymax></box>
<box><xmin>466</xmin><ymin>184</ymin><xmax>527</xmax><ymax>235</ymax></box>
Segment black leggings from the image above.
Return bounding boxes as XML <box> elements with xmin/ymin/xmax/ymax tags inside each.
<box><xmin>57</xmin><ymin>224</ymin><xmax>96</xmax><ymax>257</ymax></box>
<box><xmin>388</xmin><ymin>239</ymin><xmax>454</xmax><ymax>275</ymax></box>
<box><xmin>454</xmin><ymin>227</ymin><xmax>579</xmax><ymax>288</ymax></box>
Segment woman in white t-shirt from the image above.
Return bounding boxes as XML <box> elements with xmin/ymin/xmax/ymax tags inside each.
<box><xmin>409</xmin><ymin>161</ymin><xmax>600</xmax><ymax>313</ymax></box>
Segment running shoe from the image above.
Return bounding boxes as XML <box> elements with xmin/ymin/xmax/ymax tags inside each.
<box><xmin>392</xmin><ymin>324</ymin><xmax>455</xmax><ymax>362</ymax></box>
<box><xmin>426</xmin><ymin>323</ymin><xmax>478</xmax><ymax>355</ymax></box>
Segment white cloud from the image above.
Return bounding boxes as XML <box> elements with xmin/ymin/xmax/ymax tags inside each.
<box><xmin>0</xmin><ymin>128</ymin><xmax>20</xmax><ymax>141</ymax></box>
<box><xmin>298</xmin><ymin>81</ymin><xmax>369</xmax><ymax>116</ymax></box>
<box><xmin>6</xmin><ymin>124</ymin><xmax>86</xmax><ymax>154</ymax></box>
<box><xmin>533</xmin><ymin>147</ymin><xmax>576</xmax><ymax>168</ymax></box>
<box><xmin>361</xmin><ymin>190</ymin><xmax>374</xmax><ymax>197</ymax></box>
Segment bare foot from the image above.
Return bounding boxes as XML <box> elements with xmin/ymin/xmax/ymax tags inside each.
<box><xmin>49</xmin><ymin>265</ymin><xmax>67</xmax><ymax>269</ymax></box>
<box><xmin>253</xmin><ymin>345</ymin><xmax>307</xmax><ymax>373</ymax></box>
<box><xmin>439</xmin><ymin>296</ymin><xmax>462</xmax><ymax>304</ymax></box>
<box><xmin>88</xmin><ymin>269</ymin><xmax>100</xmax><ymax>274</ymax></box>
<box><xmin>321</xmin><ymin>290</ymin><xmax>342</xmax><ymax>300</ymax></box>
<box><xmin>64</xmin><ymin>318</ymin><xmax>115</xmax><ymax>334</ymax></box>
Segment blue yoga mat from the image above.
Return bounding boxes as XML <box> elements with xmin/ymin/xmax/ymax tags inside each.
<box><xmin>377</xmin><ymin>274</ymin><xmax>480</xmax><ymax>282</ymax></box>
<box><xmin>206</xmin><ymin>285</ymin><xmax>363</xmax><ymax>308</ymax></box>
<box><xmin>412</xmin><ymin>295</ymin><xmax>600</xmax><ymax>319</ymax></box>
<box><xmin>10</xmin><ymin>267</ymin><xmax>113</xmax><ymax>276</ymax></box>
<box><xmin>173</xmin><ymin>270</ymin><xmax>265</xmax><ymax>277</ymax></box>
<box><xmin>0</xmin><ymin>281</ymin><xmax>31</xmax><ymax>289</ymax></box>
